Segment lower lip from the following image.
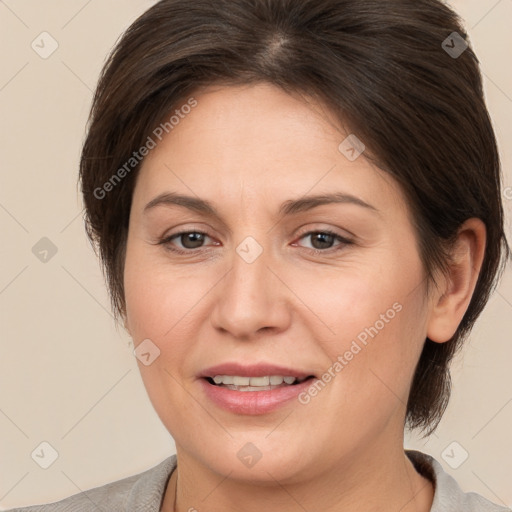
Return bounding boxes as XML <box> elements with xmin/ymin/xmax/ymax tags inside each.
<box><xmin>199</xmin><ymin>378</ymin><xmax>315</xmax><ymax>415</ymax></box>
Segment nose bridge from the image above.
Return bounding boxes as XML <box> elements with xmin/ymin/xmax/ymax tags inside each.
<box><xmin>211</xmin><ymin>234</ymin><xmax>290</xmax><ymax>337</ymax></box>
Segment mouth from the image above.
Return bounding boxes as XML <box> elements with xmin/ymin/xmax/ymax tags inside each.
<box><xmin>198</xmin><ymin>363</ymin><xmax>317</xmax><ymax>414</ymax></box>
<box><xmin>204</xmin><ymin>374</ymin><xmax>315</xmax><ymax>391</ymax></box>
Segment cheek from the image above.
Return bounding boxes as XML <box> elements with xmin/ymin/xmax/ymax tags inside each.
<box><xmin>123</xmin><ymin>244</ymin><xmax>207</xmax><ymax>429</ymax></box>
<box><xmin>123</xmin><ymin>238</ymin><xmax>217</xmax><ymax>340</ymax></box>
<box><xmin>123</xmin><ymin>241</ymin><xmax>227</xmax><ymax>415</ymax></box>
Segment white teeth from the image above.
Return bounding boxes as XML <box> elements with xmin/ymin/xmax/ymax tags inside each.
<box><xmin>211</xmin><ymin>375</ymin><xmax>300</xmax><ymax>387</ymax></box>
<box><xmin>249</xmin><ymin>376</ymin><xmax>270</xmax><ymax>386</ymax></box>
<box><xmin>213</xmin><ymin>375</ymin><xmax>234</xmax><ymax>385</ymax></box>
<box><xmin>233</xmin><ymin>376</ymin><xmax>250</xmax><ymax>386</ymax></box>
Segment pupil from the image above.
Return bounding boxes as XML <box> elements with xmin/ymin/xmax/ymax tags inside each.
<box><xmin>182</xmin><ymin>233</ymin><xmax>204</xmax><ymax>249</ymax></box>
<box><xmin>312</xmin><ymin>233</ymin><xmax>334</xmax><ymax>250</ymax></box>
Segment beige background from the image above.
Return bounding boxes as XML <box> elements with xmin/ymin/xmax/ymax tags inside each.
<box><xmin>0</xmin><ymin>0</ymin><xmax>511</xmax><ymax>509</ymax></box>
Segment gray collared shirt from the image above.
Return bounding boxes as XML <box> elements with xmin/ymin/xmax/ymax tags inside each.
<box><xmin>7</xmin><ymin>450</ymin><xmax>511</xmax><ymax>511</ymax></box>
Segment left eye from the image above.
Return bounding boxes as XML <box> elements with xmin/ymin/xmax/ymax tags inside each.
<box><xmin>294</xmin><ymin>230</ymin><xmax>351</xmax><ymax>251</ymax></box>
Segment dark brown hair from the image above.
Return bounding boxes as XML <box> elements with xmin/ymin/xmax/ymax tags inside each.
<box><xmin>80</xmin><ymin>0</ymin><xmax>511</xmax><ymax>434</ymax></box>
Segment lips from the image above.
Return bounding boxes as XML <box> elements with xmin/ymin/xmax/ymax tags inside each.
<box><xmin>198</xmin><ymin>362</ymin><xmax>317</xmax><ymax>414</ymax></box>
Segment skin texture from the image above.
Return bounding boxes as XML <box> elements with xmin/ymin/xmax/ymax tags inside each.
<box><xmin>123</xmin><ymin>82</ymin><xmax>486</xmax><ymax>512</ymax></box>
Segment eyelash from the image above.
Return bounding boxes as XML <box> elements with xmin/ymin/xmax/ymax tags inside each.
<box><xmin>157</xmin><ymin>229</ymin><xmax>353</xmax><ymax>256</ymax></box>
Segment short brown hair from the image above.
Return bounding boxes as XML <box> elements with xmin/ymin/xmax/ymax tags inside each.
<box><xmin>79</xmin><ymin>0</ymin><xmax>511</xmax><ymax>434</ymax></box>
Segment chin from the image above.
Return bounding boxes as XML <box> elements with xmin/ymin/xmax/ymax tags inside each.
<box><xmin>182</xmin><ymin>435</ymin><xmax>318</xmax><ymax>485</ymax></box>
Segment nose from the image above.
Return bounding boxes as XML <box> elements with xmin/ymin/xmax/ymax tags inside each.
<box><xmin>210</xmin><ymin>239</ymin><xmax>292</xmax><ymax>340</ymax></box>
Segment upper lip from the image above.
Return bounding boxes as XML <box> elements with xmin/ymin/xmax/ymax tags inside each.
<box><xmin>199</xmin><ymin>362</ymin><xmax>315</xmax><ymax>379</ymax></box>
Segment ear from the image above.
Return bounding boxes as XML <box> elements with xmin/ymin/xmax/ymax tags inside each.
<box><xmin>426</xmin><ymin>218</ymin><xmax>486</xmax><ymax>343</ymax></box>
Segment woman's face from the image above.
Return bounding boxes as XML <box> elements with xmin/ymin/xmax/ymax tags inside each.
<box><xmin>124</xmin><ymin>82</ymin><xmax>433</xmax><ymax>482</ymax></box>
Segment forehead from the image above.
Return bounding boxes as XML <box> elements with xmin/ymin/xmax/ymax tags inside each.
<box><xmin>133</xmin><ymin>83</ymin><xmax>407</xmax><ymax>219</ymax></box>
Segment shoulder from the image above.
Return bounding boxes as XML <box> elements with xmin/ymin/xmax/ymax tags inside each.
<box><xmin>5</xmin><ymin>454</ymin><xmax>177</xmax><ymax>512</ymax></box>
<box><xmin>406</xmin><ymin>450</ymin><xmax>511</xmax><ymax>512</ymax></box>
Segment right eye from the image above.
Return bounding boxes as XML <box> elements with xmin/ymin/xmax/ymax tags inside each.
<box><xmin>158</xmin><ymin>230</ymin><xmax>219</xmax><ymax>254</ymax></box>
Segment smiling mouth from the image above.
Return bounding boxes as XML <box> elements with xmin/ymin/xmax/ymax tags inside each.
<box><xmin>205</xmin><ymin>375</ymin><xmax>315</xmax><ymax>392</ymax></box>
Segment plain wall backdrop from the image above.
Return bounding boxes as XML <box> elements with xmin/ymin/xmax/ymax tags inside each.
<box><xmin>0</xmin><ymin>0</ymin><xmax>511</xmax><ymax>509</ymax></box>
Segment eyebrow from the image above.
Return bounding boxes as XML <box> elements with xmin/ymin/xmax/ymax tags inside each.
<box><xmin>143</xmin><ymin>191</ymin><xmax>380</xmax><ymax>218</ymax></box>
